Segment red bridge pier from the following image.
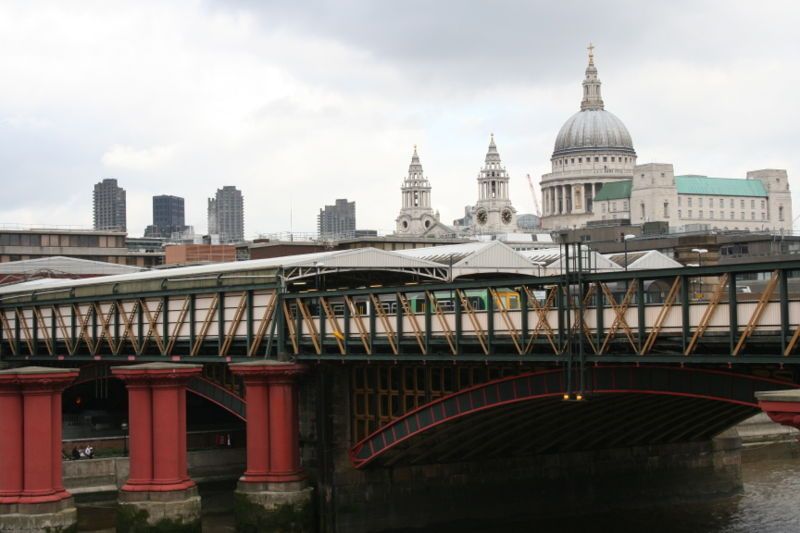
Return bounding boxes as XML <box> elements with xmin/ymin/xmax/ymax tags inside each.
<box><xmin>756</xmin><ymin>389</ymin><xmax>800</xmax><ymax>432</ymax></box>
<box><xmin>0</xmin><ymin>366</ymin><xmax>78</xmax><ymax>533</ymax></box>
<box><xmin>112</xmin><ymin>362</ymin><xmax>202</xmax><ymax>531</ymax></box>
<box><xmin>230</xmin><ymin>360</ymin><xmax>312</xmax><ymax>531</ymax></box>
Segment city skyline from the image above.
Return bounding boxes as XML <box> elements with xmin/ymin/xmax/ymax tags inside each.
<box><xmin>1</xmin><ymin>2</ymin><xmax>799</xmax><ymax>237</ymax></box>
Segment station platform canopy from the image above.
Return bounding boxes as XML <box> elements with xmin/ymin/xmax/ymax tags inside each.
<box><xmin>519</xmin><ymin>248</ymin><xmax>623</xmax><ymax>275</ymax></box>
<box><xmin>603</xmin><ymin>250</ymin><xmax>683</xmax><ymax>270</ymax></box>
<box><xmin>395</xmin><ymin>241</ymin><xmax>540</xmax><ymax>279</ymax></box>
<box><xmin>0</xmin><ymin>248</ymin><xmax>449</xmax><ymax>303</ymax></box>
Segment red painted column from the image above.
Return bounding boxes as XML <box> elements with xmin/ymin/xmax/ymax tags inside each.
<box><xmin>230</xmin><ymin>361</ymin><xmax>306</xmax><ymax>485</ymax></box>
<box><xmin>268</xmin><ymin>377</ymin><xmax>303</xmax><ymax>481</ymax></box>
<box><xmin>0</xmin><ymin>367</ymin><xmax>77</xmax><ymax>505</ymax></box>
<box><xmin>51</xmin><ymin>390</ymin><xmax>67</xmax><ymax>497</ymax></box>
<box><xmin>122</xmin><ymin>379</ymin><xmax>154</xmax><ymax>490</ymax></box>
<box><xmin>112</xmin><ymin>363</ymin><xmax>201</xmax><ymax>493</ymax></box>
<box><xmin>0</xmin><ymin>376</ymin><xmax>23</xmax><ymax>503</ymax></box>
<box><xmin>22</xmin><ymin>386</ymin><xmax>54</xmax><ymax>499</ymax></box>
<box><xmin>151</xmin><ymin>382</ymin><xmax>185</xmax><ymax>488</ymax></box>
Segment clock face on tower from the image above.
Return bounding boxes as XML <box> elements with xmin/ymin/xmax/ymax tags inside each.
<box><xmin>501</xmin><ymin>208</ymin><xmax>513</xmax><ymax>224</ymax></box>
<box><xmin>476</xmin><ymin>209</ymin><xmax>488</xmax><ymax>225</ymax></box>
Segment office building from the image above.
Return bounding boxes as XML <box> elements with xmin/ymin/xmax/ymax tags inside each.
<box><xmin>207</xmin><ymin>186</ymin><xmax>244</xmax><ymax>243</ymax></box>
<box><xmin>93</xmin><ymin>178</ymin><xmax>126</xmax><ymax>231</ymax></box>
<box><xmin>318</xmin><ymin>199</ymin><xmax>356</xmax><ymax>240</ymax></box>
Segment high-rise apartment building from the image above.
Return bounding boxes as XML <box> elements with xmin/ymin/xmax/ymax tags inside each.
<box><xmin>93</xmin><ymin>178</ymin><xmax>126</xmax><ymax>231</ymax></box>
<box><xmin>318</xmin><ymin>199</ymin><xmax>356</xmax><ymax>240</ymax></box>
<box><xmin>145</xmin><ymin>195</ymin><xmax>186</xmax><ymax>238</ymax></box>
<box><xmin>207</xmin><ymin>186</ymin><xmax>244</xmax><ymax>243</ymax></box>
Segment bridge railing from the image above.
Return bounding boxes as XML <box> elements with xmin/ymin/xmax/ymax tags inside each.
<box><xmin>3</xmin><ymin>260</ymin><xmax>800</xmax><ymax>363</ymax></box>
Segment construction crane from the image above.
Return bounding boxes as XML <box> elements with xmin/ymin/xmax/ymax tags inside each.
<box><xmin>526</xmin><ymin>174</ymin><xmax>542</xmax><ymax>218</ymax></box>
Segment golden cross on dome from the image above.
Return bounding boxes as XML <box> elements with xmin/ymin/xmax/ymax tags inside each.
<box><xmin>587</xmin><ymin>42</ymin><xmax>595</xmax><ymax>63</ymax></box>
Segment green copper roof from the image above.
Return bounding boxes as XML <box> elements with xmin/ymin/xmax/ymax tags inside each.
<box><xmin>675</xmin><ymin>175</ymin><xmax>767</xmax><ymax>197</ymax></box>
<box><xmin>594</xmin><ymin>180</ymin><xmax>632</xmax><ymax>201</ymax></box>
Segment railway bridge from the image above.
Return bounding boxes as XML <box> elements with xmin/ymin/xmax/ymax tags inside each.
<box><xmin>2</xmin><ymin>246</ymin><xmax>800</xmax><ymax>531</ymax></box>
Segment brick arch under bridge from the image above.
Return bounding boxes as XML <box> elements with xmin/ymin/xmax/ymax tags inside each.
<box><xmin>350</xmin><ymin>365</ymin><xmax>799</xmax><ymax>469</ymax></box>
<box><xmin>67</xmin><ymin>362</ymin><xmax>247</xmax><ymax>421</ymax></box>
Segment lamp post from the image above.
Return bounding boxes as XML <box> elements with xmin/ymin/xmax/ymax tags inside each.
<box><xmin>530</xmin><ymin>261</ymin><xmax>546</xmax><ymax>277</ymax></box>
<box><xmin>621</xmin><ymin>233</ymin><xmax>636</xmax><ymax>271</ymax></box>
<box><xmin>121</xmin><ymin>422</ymin><xmax>129</xmax><ymax>456</ymax></box>
<box><xmin>691</xmin><ymin>248</ymin><xmax>708</xmax><ymax>267</ymax></box>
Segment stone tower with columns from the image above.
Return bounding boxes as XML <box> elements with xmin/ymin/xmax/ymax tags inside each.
<box><xmin>540</xmin><ymin>44</ymin><xmax>637</xmax><ymax>230</ymax></box>
<box><xmin>396</xmin><ymin>146</ymin><xmax>441</xmax><ymax>235</ymax></box>
<box><xmin>472</xmin><ymin>134</ymin><xmax>518</xmax><ymax>234</ymax></box>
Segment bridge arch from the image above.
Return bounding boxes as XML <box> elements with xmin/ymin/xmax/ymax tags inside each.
<box><xmin>350</xmin><ymin>365</ymin><xmax>798</xmax><ymax>468</ymax></box>
<box><xmin>64</xmin><ymin>363</ymin><xmax>246</xmax><ymax>421</ymax></box>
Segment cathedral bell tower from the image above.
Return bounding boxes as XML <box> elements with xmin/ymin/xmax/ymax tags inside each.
<box><xmin>472</xmin><ymin>134</ymin><xmax>518</xmax><ymax>233</ymax></box>
<box><xmin>396</xmin><ymin>146</ymin><xmax>440</xmax><ymax>235</ymax></box>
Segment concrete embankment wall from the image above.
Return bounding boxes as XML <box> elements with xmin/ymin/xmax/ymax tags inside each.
<box><xmin>63</xmin><ymin>448</ymin><xmax>245</xmax><ymax>498</ymax></box>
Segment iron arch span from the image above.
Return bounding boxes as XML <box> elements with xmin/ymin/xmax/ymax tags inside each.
<box><xmin>350</xmin><ymin>365</ymin><xmax>798</xmax><ymax>469</ymax></box>
<box><xmin>66</xmin><ymin>363</ymin><xmax>247</xmax><ymax>421</ymax></box>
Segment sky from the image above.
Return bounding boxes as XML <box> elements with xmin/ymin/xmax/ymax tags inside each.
<box><xmin>1</xmin><ymin>1</ymin><xmax>799</xmax><ymax>237</ymax></box>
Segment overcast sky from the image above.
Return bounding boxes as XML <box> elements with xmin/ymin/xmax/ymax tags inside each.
<box><xmin>1</xmin><ymin>1</ymin><xmax>799</xmax><ymax>237</ymax></box>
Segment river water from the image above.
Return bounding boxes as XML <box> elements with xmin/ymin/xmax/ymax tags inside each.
<box><xmin>416</xmin><ymin>446</ymin><xmax>800</xmax><ymax>533</ymax></box>
<box><xmin>76</xmin><ymin>445</ymin><xmax>800</xmax><ymax>532</ymax></box>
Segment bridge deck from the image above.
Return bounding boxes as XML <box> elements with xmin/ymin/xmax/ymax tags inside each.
<box><xmin>2</xmin><ymin>260</ymin><xmax>800</xmax><ymax>364</ymax></box>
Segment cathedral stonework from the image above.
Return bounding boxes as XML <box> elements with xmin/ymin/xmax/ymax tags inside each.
<box><xmin>470</xmin><ymin>134</ymin><xmax>518</xmax><ymax>235</ymax></box>
<box><xmin>395</xmin><ymin>147</ymin><xmax>448</xmax><ymax>236</ymax></box>
<box><xmin>540</xmin><ymin>44</ymin><xmax>637</xmax><ymax>230</ymax></box>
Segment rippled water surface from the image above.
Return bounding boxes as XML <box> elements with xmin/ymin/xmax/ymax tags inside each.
<box><xmin>413</xmin><ymin>450</ymin><xmax>800</xmax><ymax>533</ymax></box>
<box><xmin>76</xmin><ymin>447</ymin><xmax>800</xmax><ymax>532</ymax></box>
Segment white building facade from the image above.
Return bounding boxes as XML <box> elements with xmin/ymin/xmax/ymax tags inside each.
<box><xmin>395</xmin><ymin>147</ymin><xmax>452</xmax><ymax>237</ymax></box>
<box><xmin>542</xmin><ymin>46</ymin><xmax>793</xmax><ymax>233</ymax></box>
<box><xmin>540</xmin><ymin>46</ymin><xmax>636</xmax><ymax>230</ymax></box>
<box><xmin>470</xmin><ymin>135</ymin><xmax>518</xmax><ymax>234</ymax></box>
<box><xmin>593</xmin><ymin>164</ymin><xmax>793</xmax><ymax>232</ymax></box>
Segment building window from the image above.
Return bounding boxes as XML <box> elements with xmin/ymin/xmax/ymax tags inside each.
<box><xmin>741</xmin><ymin>212</ymin><xmax>745</xmax><ymax>219</ymax></box>
<box><xmin>730</xmin><ymin>199</ymin><xmax>734</xmax><ymax>208</ymax></box>
<box><xmin>751</xmin><ymin>199</ymin><xmax>755</xmax><ymax>209</ymax></box>
<box><xmin>730</xmin><ymin>211</ymin><xmax>734</xmax><ymax>219</ymax></box>
<box><xmin>710</xmin><ymin>210</ymin><xmax>714</xmax><ymax>219</ymax></box>
<box><xmin>678</xmin><ymin>209</ymin><xmax>682</xmax><ymax>218</ymax></box>
<box><xmin>603</xmin><ymin>156</ymin><xmax>607</xmax><ymax>162</ymax></box>
<box><xmin>641</xmin><ymin>203</ymin><xmax>645</xmax><ymax>219</ymax></box>
<box><xmin>761</xmin><ymin>200</ymin><xmax>765</xmax><ymax>209</ymax></box>
<box><xmin>740</xmin><ymin>199</ymin><xmax>745</xmax><ymax>208</ymax></box>
<box><xmin>612</xmin><ymin>201</ymin><xmax>616</xmax><ymax>211</ymax></box>
<box><xmin>611</xmin><ymin>156</ymin><xmax>615</xmax><ymax>162</ymax></box>
<box><xmin>699</xmin><ymin>197</ymin><xmax>703</xmax><ymax>207</ymax></box>
<box><xmin>688</xmin><ymin>198</ymin><xmax>693</xmax><ymax>207</ymax></box>
<box><xmin>678</xmin><ymin>196</ymin><xmax>682</xmax><ymax>207</ymax></box>
<box><xmin>664</xmin><ymin>201</ymin><xmax>669</xmax><ymax>218</ymax></box>
<box><xmin>780</xmin><ymin>205</ymin><xmax>785</xmax><ymax>221</ymax></box>
<box><xmin>762</xmin><ymin>212</ymin><xmax>766</xmax><ymax>220</ymax></box>
<box><xmin>578</xmin><ymin>157</ymin><xmax>582</xmax><ymax>163</ymax></box>
<box><xmin>623</xmin><ymin>200</ymin><xmax>629</xmax><ymax>210</ymax></box>
<box><xmin>699</xmin><ymin>210</ymin><xmax>703</xmax><ymax>219</ymax></box>
<box><xmin>571</xmin><ymin>158</ymin><xmax>575</xmax><ymax>163</ymax></box>
<box><xmin>594</xmin><ymin>157</ymin><xmax>599</xmax><ymax>162</ymax></box>
<box><xmin>751</xmin><ymin>211</ymin><xmax>755</xmax><ymax>220</ymax></box>
<box><xmin>719</xmin><ymin>198</ymin><xmax>723</xmax><ymax>208</ymax></box>
<box><xmin>688</xmin><ymin>209</ymin><xmax>693</xmax><ymax>218</ymax></box>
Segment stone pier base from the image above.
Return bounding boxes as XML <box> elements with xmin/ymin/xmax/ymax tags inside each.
<box><xmin>234</xmin><ymin>481</ymin><xmax>313</xmax><ymax>533</ymax></box>
<box><xmin>116</xmin><ymin>487</ymin><xmax>201</xmax><ymax>532</ymax></box>
<box><xmin>0</xmin><ymin>498</ymin><xmax>77</xmax><ymax>533</ymax></box>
